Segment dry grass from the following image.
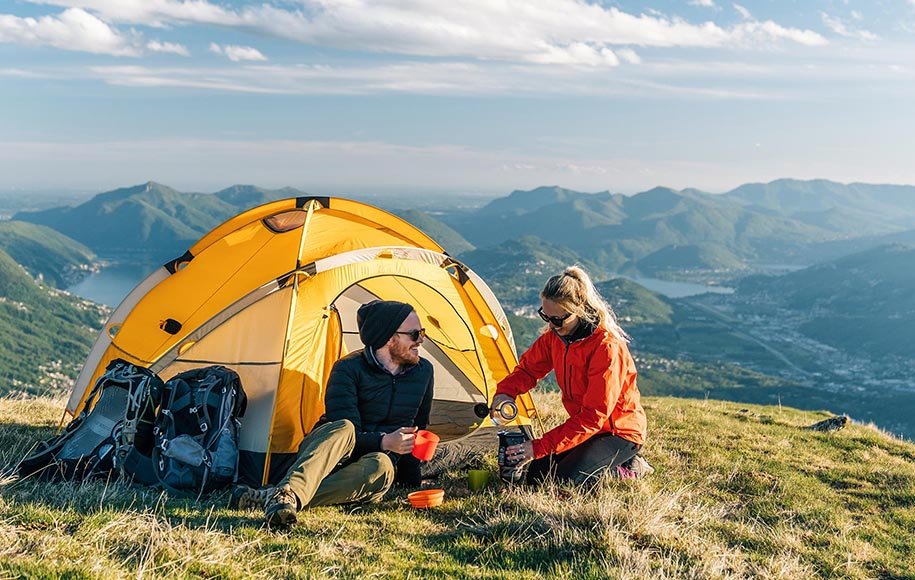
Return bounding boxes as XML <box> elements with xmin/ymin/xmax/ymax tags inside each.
<box><xmin>1</xmin><ymin>393</ymin><xmax>914</xmax><ymax>579</ymax></box>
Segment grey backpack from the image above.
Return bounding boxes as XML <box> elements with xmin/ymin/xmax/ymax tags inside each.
<box><xmin>150</xmin><ymin>366</ymin><xmax>247</xmax><ymax>497</ymax></box>
<box><xmin>17</xmin><ymin>359</ymin><xmax>162</xmax><ymax>482</ymax></box>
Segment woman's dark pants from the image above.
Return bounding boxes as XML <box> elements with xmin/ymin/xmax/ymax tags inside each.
<box><xmin>526</xmin><ymin>433</ymin><xmax>641</xmax><ymax>486</ymax></box>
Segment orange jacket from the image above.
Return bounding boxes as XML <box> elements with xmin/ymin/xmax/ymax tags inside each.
<box><xmin>496</xmin><ymin>326</ymin><xmax>646</xmax><ymax>459</ymax></box>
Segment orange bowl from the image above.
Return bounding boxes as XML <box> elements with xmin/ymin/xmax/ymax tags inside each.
<box><xmin>408</xmin><ymin>489</ymin><xmax>445</xmax><ymax>508</ymax></box>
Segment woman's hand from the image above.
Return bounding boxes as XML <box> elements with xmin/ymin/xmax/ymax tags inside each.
<box><xmin>505</xmin><ymin>440</ymin><xmax>534</xmax><ymax>465</ymax></box>
<box><xmin>381</xmin><ymin>426</ymin><xmax>417</xmax><ymax>454</ymax></box>
<box><xmin>490</xmin><ymin>394</ymin><xmax>515</xmax><ymax>420</ymax></box>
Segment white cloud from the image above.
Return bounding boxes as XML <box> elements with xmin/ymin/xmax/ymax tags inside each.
<box><xmin>27</xmin><ymin>0</ymin><xmax>239</xmax><ymax>27</ymax></box>
<box><xmin>733</xmin><ymin>3</ymin><xmax>753</xmax><ymax>20</ymax></box>
<box><xmin>525</xmin><ymin>43</ymin><xmax>621</xmax><ymax>67</ymax></box>
<box><xmin>86</xmin><ymin>59</ymin><xmax>793</xmax><ymax>100</ymax></box>
<box><xmin>731</xmin><ymin>20</ymin><xmax>828</xmax><ymax>47</ymax></box>
<box><xmin>0</xmin><ymin>7</ymin><xmax>141</xmax><ymax>56</ymax></box>
<box><xmin>209</xmin><ymin>42</ymin><xmax>267</xmax><ymax>62</ymax></box>
<box><xmin>617</xmin><ymin>48</ymin><xmax>641</xmax><ymax>64</ymax></box>
<box><xmin>147</xmin><ymin>40</ymin><xmax>189</xmax><ymax>56</ymax></box>
<box><xmin>821</xmin><ymin>12</ymin><xmax>878</xmax><ymax>41</ymax></box>
<box><xmin>27</xmin><ymin>0</ymin><xmax>827</xmax><ymax>67</ymax></box>
<box><xmin>689</xmin><ymin>0</ymin><xmax>716</xmax><ymax>7</ymax></box>
<box><xmin>0</xmin><ymin>67</ymin><xmax>55</xmax><ymax>78</ymax></box>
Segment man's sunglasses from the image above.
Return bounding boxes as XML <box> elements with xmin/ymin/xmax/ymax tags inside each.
<box><xmin>538</xmin><ymin>307</ymin><xmax>572</xmax><ymax>327</ymax></box>
<box><xmin>395</xmin><ymin>328</ymin><xmax>426</xmax><ymax>341</ymax></box>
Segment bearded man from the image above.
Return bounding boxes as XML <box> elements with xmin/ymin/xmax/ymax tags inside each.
<box><xmin>232</xmin><ymin>300</ymin><xmax>434</xmax><ymax>528</ymax></box>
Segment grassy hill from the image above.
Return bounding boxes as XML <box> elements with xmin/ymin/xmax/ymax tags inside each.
<box><xmin>2</xmin><ymin>393</ymin><xmax>913</xmax><ymax>577</ymax></box>
<box><xmin>0</xmin><ymin>249</ymin><xmax>106</xmax><ymax>396</ymax></box>
<box><xmin>0</xmin><ymin>221</ymin><xmax>96</xmax><ymax>288</ymax></box>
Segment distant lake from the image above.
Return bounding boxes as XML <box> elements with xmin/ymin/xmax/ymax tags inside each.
<box><xmin>626</xmin><ymin>276</ymin><xmax>734</xmax><ymax>299</ymax></box>
<box><xmin>67</xmin><ymin>263</ymin><xmax>156</xmax><ymax>307</ymax></box>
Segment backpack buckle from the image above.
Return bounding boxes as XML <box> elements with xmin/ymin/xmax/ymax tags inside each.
<box><xmin>200</xmin><ymin>423</ymin><xmax>208</xmax><ymax>433</ymax></box>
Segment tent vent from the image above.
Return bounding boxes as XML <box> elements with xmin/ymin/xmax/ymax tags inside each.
<box><xmin>263</xmin><ymin>210</ymin><xmax>308</xmax><ymax>233</ymax></box>
<box><xmin>296</xmin><ymin>196</ymin><xmax>330</xmax><ymax>209</ymax></box>
<box><xmin>163</xmin><ymin>250</ymin><xmax>194</xmax><ymax>274</ymax></box>
<box><xmin>159</xmin><ymin>318</ymin><xmax>183</xmax><ymax>335</ymax></box>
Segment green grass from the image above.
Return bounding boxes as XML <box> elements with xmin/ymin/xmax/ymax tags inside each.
<box><xmin>2</xmin><ymin>394</ymin><xmax>913</xmax><ymax>578</ymax></box>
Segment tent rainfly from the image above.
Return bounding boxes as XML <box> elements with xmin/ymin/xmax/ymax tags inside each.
<box><xmin>65</xmin><ymin>197</ymin><xmax>538</xmax><ymax>484</ymax></box>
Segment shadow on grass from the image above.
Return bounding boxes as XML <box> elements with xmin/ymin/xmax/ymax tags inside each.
<box><xmin>0</xmin><ymin>419</ymin><xmax>59</xmax><ymax>465</ymax></box>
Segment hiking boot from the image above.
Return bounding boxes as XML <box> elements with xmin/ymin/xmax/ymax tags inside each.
<box><xmin>613</xmin><ymin>465</ymin><xmax>638</xmax><ymax>480</ymax></box>
<box><xmin>265</xmin><ymin>486</ymin><xmax>299</xmax><ymax>529</ymax></box>
<box><xmin>624</xmin><ymin>454</ymin><xmax>655</xmax><ymax>478</ymax></box>
<box><xmin>229</xmin><ymin>485</ymin><xmax>274</xmax><ymax>511</ymax></box>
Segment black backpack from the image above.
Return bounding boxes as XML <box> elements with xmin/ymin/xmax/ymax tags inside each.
<box><xmin>150</xmin><ymin>366</ymin><xmax>247</xmax><ymax>496</ymax></box>
<box><xmin>17</xmin><ymin>359</ymin><xmax>162</xmax><ymax>482</ymax></box>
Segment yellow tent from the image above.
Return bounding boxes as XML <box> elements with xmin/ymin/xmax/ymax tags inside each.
<box><xmin>66</xmin><ymin>197</ymin><xmax>538</xmax><ymax>484</ymax></box>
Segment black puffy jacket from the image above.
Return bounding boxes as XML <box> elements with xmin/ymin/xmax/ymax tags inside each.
<box><xmin>320</xmin><ymin>349</ymin><xmax>434</xmax><ymax>457</ymax></box>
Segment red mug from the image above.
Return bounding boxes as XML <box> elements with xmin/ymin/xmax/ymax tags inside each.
<box><xmin>411</xmin><ymin>430</ymin><xmax>440</xmax><ymax>461</ymax></box>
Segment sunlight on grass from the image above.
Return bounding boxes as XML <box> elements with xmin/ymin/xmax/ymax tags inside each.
<box><xmin>1</xmin><ymin>393</ymin><xmax>913</xmax><ymax>578</ymax></box>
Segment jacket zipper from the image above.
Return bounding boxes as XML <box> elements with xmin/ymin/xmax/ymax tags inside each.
<box><xmin>562</xmin><ymin>343</ymin><xmax>570</xmax><ymax>397</ymax></box>
<box><xmin>386</xmin><ymin>376</ymin><xmax>398</xmax><ymax>419</ymax></box>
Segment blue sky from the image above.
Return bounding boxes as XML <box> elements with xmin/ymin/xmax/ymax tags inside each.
<box><xmin>1</xmin><ymin>0</ymin><xmax>914</xmax><ymax>195</ymax></box>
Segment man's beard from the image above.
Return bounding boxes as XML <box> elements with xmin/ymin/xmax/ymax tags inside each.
<box><xmin>390</xmin><ymin>340</ymin><xmax>420</xmax><ymax>366</ymax></box>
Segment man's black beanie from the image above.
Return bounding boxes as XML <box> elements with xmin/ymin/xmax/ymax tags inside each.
<box><xmin>357</xmin><ymin>300</ymin><xmax>414</xmax><ymax>349</ymax></box>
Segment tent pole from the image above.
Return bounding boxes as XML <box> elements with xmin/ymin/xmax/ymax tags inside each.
<box><xmin>262</xmin><ymin>199</ymin><xmax>319</xmax><ymax>486</ymax></box>
<box><xmin>55</xmin><ymin>409</ymin><xmax>68</xmax><ymax>434</ymax></box>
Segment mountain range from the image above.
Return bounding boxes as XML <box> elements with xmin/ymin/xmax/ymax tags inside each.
<box><xmin>442</xmin><ymin>180</ymin><xmax>915</xmax><ymax>273</ymax></box>
<box><xmin>16</xmin><ymin>179</ymin><xmax>915</xmax><ymax>278</ymax></box>
<box><xmin>14</xmin><ymin>182</ymin><xmax>308</xmax><ymax>261</ymax></box>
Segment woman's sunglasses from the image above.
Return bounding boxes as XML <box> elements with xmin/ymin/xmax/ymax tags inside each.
<box><xmin>537</xmin><ymin>307</ymin><xmax>572</xmax><ymax>327</ymax></box>
<box><xmin>395</xmin><ymin>328</ymin><xmax>426</xmax><ymax>342</ymax></box>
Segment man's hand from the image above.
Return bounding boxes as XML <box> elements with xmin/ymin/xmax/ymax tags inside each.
<box><xmin>381</xmin><ymin>426</ymin><xmax>417</xmax><ymax>454</ymax></box>
<box><xmin>490</xmin><ymin>393</ymin><xmax>515</xmax><ymax>420</ymax></box>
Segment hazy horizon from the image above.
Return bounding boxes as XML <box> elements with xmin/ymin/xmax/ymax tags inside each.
<box><xmin>6</xmin><ymin>176</ymin><xmax>915</xmax><ymax>203</ymax></box>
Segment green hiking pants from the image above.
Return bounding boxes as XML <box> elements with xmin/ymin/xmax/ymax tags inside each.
<box><xmin>278</xmin><ymin>419</ymin><xmax>395</xmax><ymax>508</ymax></box>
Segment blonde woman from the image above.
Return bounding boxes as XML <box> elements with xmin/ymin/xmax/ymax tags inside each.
<box><xmin>492</xmin><ymin>267</ymin><xmax>647</xmax><ymax>485</ymax></box>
